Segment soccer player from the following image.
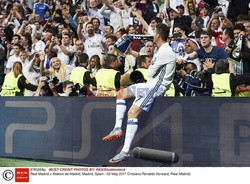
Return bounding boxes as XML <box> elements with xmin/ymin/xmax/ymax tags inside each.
<box><xmin>102</xmin><ymin>23</ymin><xmax>176</xmax><ymax>164</ymax></box>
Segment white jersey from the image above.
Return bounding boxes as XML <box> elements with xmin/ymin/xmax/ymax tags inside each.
<box><xmin>103</xmin><ymin>8</ymin><xmax>120</xmax><ymax>33</ymax></box>
<box><xmin>5</xmin><ymin>55</ymin><xmax>21</xmax><ymax>71</ymax></box>
<box><xmin>147</xmin><ymin>42</ymin><xmax>176</xmax><ymax>88</ymax></box>
<box><xmin>170</xmin><ymin>0</ymin><xmax>189</xmax><ymax>15</ymax></box>
<box><xmin>31</xmin><ymin>40</ymin><xmax>46</xmax><ymax>55</ymax></box>
<box><xmin>147</xmin><ymin>25</ymin><xmax>155</xmax><ymax>36</ymax></box>
<box><xmin>128</xmin><ymin>42</ymin><xmax>176</xmax><ymax>112</ymax></box>
<box><xmin>103</xmin><ymin>7</ymin><xmax>130</xmax><ymax>33</ymax></box>
<box><xmin>56</xmin><ymin>45</ymin><xmax>75</xmax><ymax>65</ymax></box>
<box><xmin>23</xmin><ymin>61</ymin><xmax>41</xmax><ymax>96</ymax></box>
<box><xmin>84</xmin><ymin>34</ymin><xmax>103</xmax><ymax>58</ymax></box>
<box><xmin>87</xmin><ymin>6</ymin><xmax>106</xmax><ymax>30</ymax></box>
<box><xmin>23</xmin><ymin>61</ymin><xmax>41</xmax><ymax>85</ymax></box>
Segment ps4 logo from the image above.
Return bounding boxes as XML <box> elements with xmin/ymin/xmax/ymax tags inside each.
<box><xmin>2</xmin><ymin>100</ymin><xmax>250</xmax><ymax>166</ymax></box>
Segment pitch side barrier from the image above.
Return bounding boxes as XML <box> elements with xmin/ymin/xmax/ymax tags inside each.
<box><xmin>0</xmin><ymin>97</ymin><xmax>250</xmax><ymax>167</ymax></box>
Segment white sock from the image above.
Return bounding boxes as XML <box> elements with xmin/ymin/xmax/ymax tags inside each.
<box><xmin>114</xmin><ymin>99</ymin><xmax>127</xmax><ymax>129</ymax></box>
<box><xmin>121</xmin><ymin>118</ymin><xmax>138</xmax><ymax>153</ymax></box>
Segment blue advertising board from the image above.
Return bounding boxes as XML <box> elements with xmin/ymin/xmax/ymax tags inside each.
<box><xmin>0</xmin><ymin>97</ymin><xmax>250</xmax><ymax>167</ymax></box>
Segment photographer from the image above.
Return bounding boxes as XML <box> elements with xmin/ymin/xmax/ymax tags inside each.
<box><xmin>174</xmin><ymin>60</ymin><xmax>214</xmax><ymax>96</ymax></box>
<box><xmin>40</xmin><ymin>76</ymin><xmax>61</xmax><ymax>96</ymax></box>
<box><xmin>33</xmin><ymin>76</ymin><xmax>59</xmax><ymax>96</ymax></box>
<box><xmin>59</xmin><ymin>80</ymin><xmax>74</xmax><ymax>96</ymax></box>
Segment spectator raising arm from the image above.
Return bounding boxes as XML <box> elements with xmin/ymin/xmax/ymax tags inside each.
<box><xmin>134</xmin><ymin>10</ymin><xmax>149</xmax><ymax>33</ymax></box>
<box><xmin>49</xmin><ymin>36</ymin><xmax>59</xmax><ymax>54</ymax></box>
<box><xmin>39</xmin><ymin>52</ymin><xmax>49</xmax><ymax>75</ymax></box>
<box><xmin>102</xmin><ymin>0</ymin><xmax>114</xmax><ymax>11</ymax></box>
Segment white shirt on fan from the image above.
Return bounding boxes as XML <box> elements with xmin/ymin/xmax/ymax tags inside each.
<box><xmin>56</xmin><ymin>45</ymin><xmax>75</xmax><ymax>65</ymax></box>
<box><xmin>5</xmin><ymin>55</ymin><xmax>21</xmax><ymax>72</ymax></box>
<box><xmin>31</xmin><ymin>40</ymin><xmax>46</xmax><ymax>55</ymax></box>
<box><xmin>84</xmin><ymin>34</ymin><xmax>103</xmax><ymax>58</ymax></box>
<box><xmin>102</xmin><ymin>6</ymin><xmax>130</xmax><ymax>33</ymax></box>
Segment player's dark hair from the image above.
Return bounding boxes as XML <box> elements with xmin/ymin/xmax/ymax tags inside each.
<box><xmin>155</xmin><ymin>23</ymin><xmax>170</xmax><ymax>41</ymax></box>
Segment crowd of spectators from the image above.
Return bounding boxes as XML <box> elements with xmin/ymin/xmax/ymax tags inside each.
<box><xmin>0</xmin><ymin>0</ymin><xmax>249</xmax><ymax>97</ymax></box>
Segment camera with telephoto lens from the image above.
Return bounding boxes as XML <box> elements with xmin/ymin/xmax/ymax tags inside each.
<box><xmin>130</xmin><ymin>70</ymin><xmax>145</xmax><ymax>83</ymax></box>
<box><xmin>43</xmin><ymin>77</ymin><xmax>59</xmax><ymax>85</ymax></box>
<box><xmin>41</xmin><ymin>77</ymin><xmax>60</xmax><ymax>96</ymax></box>
<box><xmin>69</xmin><ymin>83</ymin><xmax>87</xmax><ymax>96</ymax></box>
<box><xmin>176</xmin><ymin>63</ymin><xmax>185</xmax><ymax>71</ymax></box>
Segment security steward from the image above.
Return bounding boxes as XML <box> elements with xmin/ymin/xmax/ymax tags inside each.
<box><xmin>131</xmin><ymin>55</ymin><xmax>152</xmax><ymax>83</ymax></box>
<box><xmin>131</xmin><ymin>55</ymin><xmax>175</xmax><ymax>96</ymax></box>
<box><xmin>95</xmin><ymin>54</ymin><xmax>121</xmax><ymax>97</ymax></box>
<box><xmin>1</xmin><ymin>62</ymin><xmax>37</xmax><ymax>96</ymax></box>
<box><xmin>70</xmin><ymin>53</ymin><xmax>96</xmax><ymax>90</ymax></box>
<box><xmin>211</xmin><ymin>59</ymin><xmax>232</xmax><ymax>97</ymax></box>
<box><xmin>211</xmin><ymin>59</ymin><xmax>250</xmax><ymax>97</ymax></box>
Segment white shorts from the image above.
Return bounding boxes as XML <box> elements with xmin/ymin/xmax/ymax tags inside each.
<box><xmin>127</xmin><ymin>82</ymin><xmax>167</xmax><ymax>112</ymax></box>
